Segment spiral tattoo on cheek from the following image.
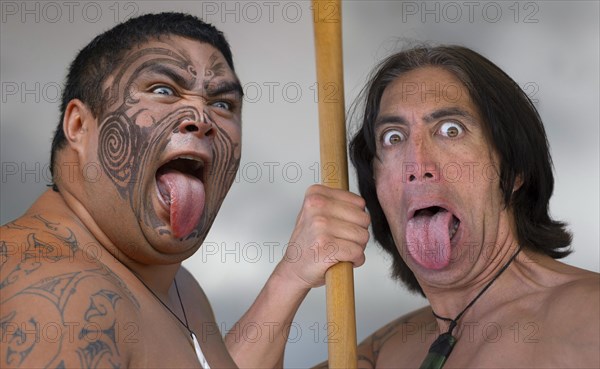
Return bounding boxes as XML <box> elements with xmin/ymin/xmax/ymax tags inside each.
<box><xmin>96</xmin><ymin>47</ymin><xmax>196</xmax><ymax>201</ymax></box>
<box><xmin>98</xmin><ymin>112</ymin><xmax>143</xmax><ymax>199</ymax></box>
<box><xmin>93</xmin><ymin>45</ymin><xmax>241</xmax><ymax>241</ymax></box>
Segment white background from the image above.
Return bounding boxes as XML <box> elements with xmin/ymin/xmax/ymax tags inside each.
<box><xmin>1</xmin><ymin>1</ymin><xmax>598</xmax><ymax>368</ymax></box>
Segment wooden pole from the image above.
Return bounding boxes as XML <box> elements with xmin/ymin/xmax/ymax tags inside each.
<box><xmin>311</xmin><ymin>1</ymin><xmax>357</xmax><ymax>368</ymax></box>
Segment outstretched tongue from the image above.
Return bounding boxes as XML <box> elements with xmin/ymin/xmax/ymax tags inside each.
<box><xmin>406</xmin><ymin>208</ymin><xmax>453</xmax><ymax>270</ymax></box>
<box><xmin>156</xmin><ymin>168</ymin><xmax>205</xmax><ymax>239</ymax></box>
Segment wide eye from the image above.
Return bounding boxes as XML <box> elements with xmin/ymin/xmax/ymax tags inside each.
<box><xmin>152</xmin><ymin>86</ymin><xmax>175</xmax><ymax>96</ymax></box>
<box><xmin>382</xmin><ymin>129</ymin><xmax>405</xmax><ymax>146</ymax></box>
<box><xmin>212</xmin><ymin>101</ymin><xmax>231</xmax><ymax>110</ymax></box>
<box><xmin>439</xmin><ymin>121</ymin><xmax>464</xmax><ymax>138</ymax></box>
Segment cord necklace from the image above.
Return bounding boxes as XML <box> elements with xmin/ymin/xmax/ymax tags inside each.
<box><xmin>133</xmin><ymin>272</ymin><xmax>211</xmax><ymax>369</ymax></box>
<box><xmin>419</xmin><ymin>246</ymin><xmax>522</xmax><ymax>369</ymax></box>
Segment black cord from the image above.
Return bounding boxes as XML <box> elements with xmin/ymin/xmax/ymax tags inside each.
<box><xmin>174</xmin><ymin>278</ymin><xmax>190</xmax><ymax>329</ymax></box>
<box><xmin>431</xmin><ymin>246</ymin><xmax>522</xmax><ymax>334</ymax></box>
<box><xmin>133</xmin><ymin>273</ymin><xmax>193</xmax><ymax>335</ymax></box>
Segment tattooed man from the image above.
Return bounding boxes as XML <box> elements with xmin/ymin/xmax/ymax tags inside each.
<box><xmin>0</xmin><ymin>13</ymin><xmax>369</xmax><ymax>368</ymax></box>
<box><xmin>316</xmin><ymin>46</ymin><xmax>599</xmax><ymax>368</ymax></box>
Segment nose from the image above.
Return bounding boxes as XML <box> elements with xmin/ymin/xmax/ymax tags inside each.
<box><xmin>177</xmin><ymin>114</ymin><xmax>215</xmax><ymax>139</ymax></box>
<box><xmin>402</xmin><ymin>134</ymin><xmax>440</xmax><ymax>183</ymax></box>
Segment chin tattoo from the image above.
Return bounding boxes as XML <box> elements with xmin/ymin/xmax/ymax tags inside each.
<box><xmin>96</xmin><ymin>46</ymin><xmax>240</xmax><ymax>241</ymax></box>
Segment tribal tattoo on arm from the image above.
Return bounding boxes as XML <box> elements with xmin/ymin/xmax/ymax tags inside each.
<box><xmin>1</xmin><ymin>216</ymin><xmax>140</xmax><ymax>369</ymax></box>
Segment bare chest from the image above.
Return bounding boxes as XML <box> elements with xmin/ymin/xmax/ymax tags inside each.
<box><xmin>376</xmin><ymin>320</ymin><xmax>566</xmax><ymax>368</ymax></box>
<box><xmin>130</xmin><ymin>329</ymin><xmax>207</xmax><ymax>368</ymax></box>
<box><xmin>129</xmin><ymin>298</ymin><xmax>233</xmax><ymax>369</ymax></box>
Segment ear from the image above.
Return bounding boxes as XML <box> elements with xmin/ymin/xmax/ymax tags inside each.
<box><xmin>63</xmin><ymin>99</ymin><xmax>95</xmax><ymax>155</ymax></box>
<box><xmin>513</xmin><ymin>174</ymin><xmax>524</xmax><ymax>192</ymax></box>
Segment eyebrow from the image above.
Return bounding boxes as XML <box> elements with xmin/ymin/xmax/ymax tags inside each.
<box><xmin>374</xmin><ymin>115</ymin><xmax>408</xmax><ymax>128</ymax></box>
<box><xmin>374</xmin><ymin>107</ymin><xmax>475</xmax><ymax>129</ymax></box>
<box><xmin>142</xmin><ymin>64</ymin><xmax>244</xmax><ymax>99</ymax></box>
<box><xmin>143</xmin><ymin>64</ymin><xmax>195</xmax><ymax>90</ymax></box>
<box><xmin>205</xmin><ymin>81</ymin><xmax>244</xmax><ymax>99</ymax></box>
<box><xmin>423</xmin><ymin>107</ymin><xmax>474</xmax><ymax>123</ymax></box>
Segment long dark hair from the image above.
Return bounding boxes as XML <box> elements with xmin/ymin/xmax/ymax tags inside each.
<box><xmin>349</xmin><ymin>45</ymin><xmax>572</xmax><ymax>295</ymax></box>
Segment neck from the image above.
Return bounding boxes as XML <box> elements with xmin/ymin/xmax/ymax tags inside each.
<box><xmin>421</xmin><ymin>242</ymin><xmax>522</xmax><ymax>333</ymax></box>
<box><xmin>56</xmin><ymin>187</ymin><xmax>181</xmax><ymax>296</ymax></box>
<box><xmin>130</xmin><ymin>262</ymin><xmax>182</xmax><ymax>298</ymax></box>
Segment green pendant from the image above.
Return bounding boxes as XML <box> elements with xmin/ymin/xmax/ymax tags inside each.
<box><xmin>419</xmin><ymin>333</ymin><xmax>457</xmax><ymax>369</ymax></box>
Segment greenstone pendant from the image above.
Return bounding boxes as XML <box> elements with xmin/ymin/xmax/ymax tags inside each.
<box><xmin>419</xmin><ymin>332</ymin><xmax>457</xmax><ymax>369</ymax></box>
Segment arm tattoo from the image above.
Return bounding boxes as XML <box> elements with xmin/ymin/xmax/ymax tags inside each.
<box><xmin>358</xmin><ymin>354</ymin><xmax>376</xmax><ymax>367</ymax></box>
<box><xmin>1</xmin><ymin>215</ymin><xmax>139</xmax><ymax>368</ymax></box>
<box><xmin>2</xmin><ymin>272</ymin><xmax>133</xmax><ymax>368</ymax></box>
<box><xmin>366</xmin><ymin>318</ymin><xmax>407</xmax><ymax>366</ymax></box>
<box><xmin>1</xmin><ymin>216</ymin><xmax>78</xmax><ymax>290</ymax></box>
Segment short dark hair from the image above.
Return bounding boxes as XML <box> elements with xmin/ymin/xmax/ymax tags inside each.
<box><xmin>50</xmin><ymin>12</ymin><xmax>236</xmax><ymax>182</ymax></box>
<box><xmin>349</xmin><ymin>45</ymin><xmax>572</xmax><ymax>295</ymax></box>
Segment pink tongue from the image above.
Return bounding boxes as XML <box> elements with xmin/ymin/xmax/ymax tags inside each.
<box><xmin>406</xmin><ymin>209</ymin><xmax>453</xmax><ymax>270</ymax></box>
<box><xmin>156</xmin><ymin>169</ymin><xmax>205</xmax><ymax>239</ymax></box>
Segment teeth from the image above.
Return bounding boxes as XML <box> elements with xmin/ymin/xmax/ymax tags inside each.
<box><xmin>158</xmin><ymin>185</ymin><xmax>171</xmax><ymax>205</ymax></box>
<box><xmin>449</xmin><ymin>217</ymin><xmax>459</xmax><ymax>239</ymax></box>
<box><xmin>174</xmin><ymin>155</ymin><xmax>204</xmax><ymax>170</ymax></box>
<box><xmin>176</xmin><ymin>155</ymin><xmax>199</xmax><ymax>161</ymax></box>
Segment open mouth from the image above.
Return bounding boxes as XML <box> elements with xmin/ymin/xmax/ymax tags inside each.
<box><xmin>156</xmin><ymin>156</ymin><xmax>205</xmax><ymax>205</ymax></box>
<box><xmin>155</xmin><ymin>155</ymin><xmax>206</xmax><ymax>239</ymax></box>
<box><xmin>412</xmin><ymin>206</ymin><xmax>460</xmax><ymax>240</ymax></box>
<box><xmin>406</xmin><ymin>204</ymin><xmax>461</xmax><ymax>270</ymax></box>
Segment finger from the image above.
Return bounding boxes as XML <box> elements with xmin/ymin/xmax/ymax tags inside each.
<box><xmin>318</xmin><ymin>239</ymin><xmax>367</xmax><ymax>267</ymax></box>
<box><xmin>303</xmin><ymin>215</ymin><xmax>370</xmax><ymax>248</ymax></box>
<box><xmin>306</xmin><ymin>184</ymin><xmax>366</xmax><ymax>209</ymax></box>
<box><xmin>330</xmin><ymin>218</ymin><xmax>370</xmax><ymax>247</ymax></box>
<box><xmin>302</xmin><ymin>190</ymin><xmax>370</xmax><ymax>228</ymax></box>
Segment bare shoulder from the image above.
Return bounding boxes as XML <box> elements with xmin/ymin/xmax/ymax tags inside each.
<box><xmin>353</xmin><ymin>306</ymin><xmax>432</xmax><ymax>369</ymax></box>
<box><xmin>1</xmin><ymin>214</ymin><xmax>141</xmax><ymax>368</ymax></box>
<box><xmin>543</xmin><ymin>268</ymin><xmax>599</xmax><ymax>366</ymax></box>
<box><xmin>547</xmin><ymin>268</ymin><xmax>599</xmax><ymax>321</ymax></box>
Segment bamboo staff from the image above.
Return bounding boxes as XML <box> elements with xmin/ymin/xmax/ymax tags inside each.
<box><xmin>311</xmin><ymin>1</ymin><xmax>357</xmax><ymax>368</ymax></box>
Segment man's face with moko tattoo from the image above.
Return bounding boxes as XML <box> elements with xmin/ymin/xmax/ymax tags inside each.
<box><xmin>78</xmin><ymin>36</ymin><xmax>242</xmax><ymax>262</ymax></box>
